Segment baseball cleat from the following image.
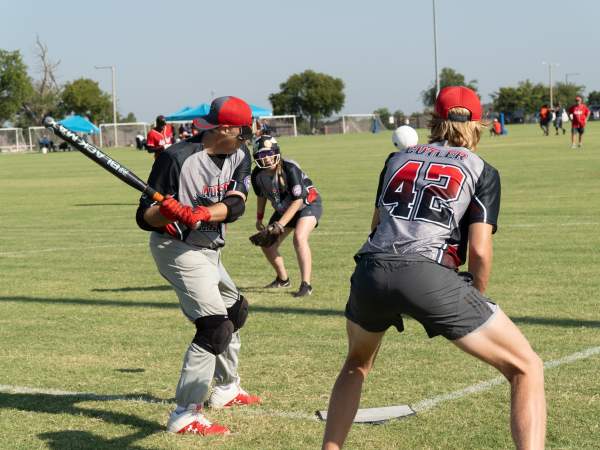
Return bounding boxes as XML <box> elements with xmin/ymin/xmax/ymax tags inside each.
<box><xmin>264</xmin><ymin>277</ymin><xmax>291</xmax><ymax>288</ymax></box>
<box><xmin>208</xmin><ymin>383</ymin><xmax>261</xmax><ymax>409</ymax></box>
<box><xmin>293</xmin><ymin>282</ymin><xmax>313</xmax><ymax>297</ymax></box>
<box><xmin>167</xmin><ymin>404</ymin><xmax>230</xmax><ymax>435</ymax></box>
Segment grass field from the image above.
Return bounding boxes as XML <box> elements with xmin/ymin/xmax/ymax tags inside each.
<box><xmin>1</xmin><ymin>123</ymin><xmax>599</xmax><ymax>449</ymax></box>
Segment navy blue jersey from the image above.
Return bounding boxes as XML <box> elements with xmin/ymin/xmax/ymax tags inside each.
<box><xmin>251</xmin><ymin>159</ymin><xmax>321</xmax><ymax>213</ymax></box>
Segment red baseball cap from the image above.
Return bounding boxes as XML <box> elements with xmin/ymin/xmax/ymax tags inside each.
<box><xmin>193</xmin><ymin>96</ymin><xmax>252</xmax><ymax>129</ymax></box>
<box><xmin>435</xmin><ymin>86</ymin><xmax>482</xmax><ymax>122</ymax></box>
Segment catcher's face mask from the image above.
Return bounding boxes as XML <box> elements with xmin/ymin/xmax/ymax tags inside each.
<box><xmin>253</xmin><ymin>149</ymin><xmax>280</xmax><ymax>169</ymax></box>
<box><xmin>253</xmin><ymin>135</ymin><xmax>281</xmax><ymax>169</ymax></box>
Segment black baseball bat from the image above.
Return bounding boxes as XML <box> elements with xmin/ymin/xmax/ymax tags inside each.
<box><xmin>43</xmin><ymin>116</ymin><xmax>164</xmax><ymax>202</ymax></box>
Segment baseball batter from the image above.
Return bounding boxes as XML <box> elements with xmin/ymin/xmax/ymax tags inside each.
<box><xmin>322</xmin><ymin>87</ymin><xmax>546</xmax><ymax>450</ymax></box>
<box><xmin>136</xmin><ymin>96</ymin><xmax>260</xmax><ymax>436</ymax></box>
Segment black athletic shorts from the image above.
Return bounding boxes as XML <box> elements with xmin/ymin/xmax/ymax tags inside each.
<box><xmin>571</xmin><ymin>126</ymin><xmax>585</xmax><ymax>135</ymax></box>
<box><xmin>269</xmin><ymin>203</ymin><xmax>323</xmax><ymax>229</ymax></box>
<box><xmin>344</xmin><ymin>253</ymin><xmax>498</xmax><ymax>340</ymax></box>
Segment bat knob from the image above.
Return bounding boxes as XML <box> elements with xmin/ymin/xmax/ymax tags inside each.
<box><xmin>42</xmin><ymin>116</ymin><xmax>55</xmax><ymax>128</ymax></box>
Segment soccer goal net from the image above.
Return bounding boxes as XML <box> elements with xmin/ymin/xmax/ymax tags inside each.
<box><xmin>27</xmin><ymin>126</ymin><xmax>101</xmax><ymax>151</ymax></box>
<box><xmin>28</xmin><ymin>126</ymin><xmax>56</xmax><ymax>151</ymax></box>
<box><xmin>99</xmin><ymin>122</ymin><xmax>149</xmax><ymax>148</ymax></box>
<box><xmin>257</xmin><ymin>115</ymin><xmax>297</xmax><ymax>137</ymax></box>
<box><xmin>342</xmin><ymin>114</ymin><xmax>384</xmax><ymax>134</ymax></box>
<box><xmin>0</xmin><ymin>128</ymin><xmax>28</xmax><ymax>152</ymax></box>
<box><xmin>321</xmin><ymin>114</ymin><xmax>384</xmax><ymax>135</ymax></box>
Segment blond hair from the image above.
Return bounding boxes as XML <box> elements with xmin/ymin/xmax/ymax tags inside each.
<box><xmin>428</xmin><ymin>107</ymin><xmax>486</xmax><ymax>150</ymax></box>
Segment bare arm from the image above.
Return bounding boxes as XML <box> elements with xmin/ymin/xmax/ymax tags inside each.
<box><xmin>467</xmin><ymin>222</ymin><xmax>494</xmax><ymax>293</ymax></box>
<box><xmin>256</xmin><ymin>196</ymin><xmax>267</xmax><ymax>217</ymax></box>
<box><xmin>256</xmin><ymin>196</ymin><xmax>268</xmax><ymax>230</ymax></box>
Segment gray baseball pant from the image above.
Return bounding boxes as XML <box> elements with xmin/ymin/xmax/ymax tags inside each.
<box><xmin>149</xmin><ymin>232</ymin><xmax>241</xmax><ymax>407</ymax></box>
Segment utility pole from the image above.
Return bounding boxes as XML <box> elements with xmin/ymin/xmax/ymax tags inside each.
<box><xmin>432</xmin><ymin>0</ymin><xmax>440</xmax><ymax>98</ymax></box>
<box><xmin>95</xmin><ymin>65</ymin><xmax>118</xmax><ymax>147</ymax></box>
<box><xmin>542</xmin><ymin>62</ymin><xmax>559</xmax><ymax>107</ymax></box>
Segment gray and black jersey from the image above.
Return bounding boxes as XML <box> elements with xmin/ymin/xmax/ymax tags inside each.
<box><xmin>251</xmin><ymin>159</ymin><xmax>321</xmax><ymax>213</ymax></box>
<box><xmin>136</xmin><ymin>134</ymin><xmax>251</xmax><ymax>249</ymax></box>
<box><xmin>358</xmin><ymin>142</ymin><xmax>500</xmax><ymax>268</ymax></box>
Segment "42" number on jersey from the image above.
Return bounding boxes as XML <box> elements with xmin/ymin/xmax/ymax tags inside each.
<box><xmin>380</xmin><ymin>161</ymin><xmax>466</xmax><ymax>228</ymax></box>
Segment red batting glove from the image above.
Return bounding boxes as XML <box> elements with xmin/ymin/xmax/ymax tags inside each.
<box><xmin>159</xmin><ymin>196</ymin><xmax>212</xmax><ymax>229</ymax></box>
<box><xmin>159</xmin><ymin>196</ymin><xmax>186</xmax><ymax>222</ymax></box>
<box><xmin>178</xmin><ymin>206</ymin><xmax>211</xmax><ymax>229</ymax></box>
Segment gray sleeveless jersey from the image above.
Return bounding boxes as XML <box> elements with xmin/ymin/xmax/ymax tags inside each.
<box><xmin>358</xmin><ymin>142</ymin><xmax>500</xmax><ymax>268</ymax></box>
<box><xmin>137</xmin><ymin>135</ymin><xmax>251</xmax><ymax>249</ymax></box>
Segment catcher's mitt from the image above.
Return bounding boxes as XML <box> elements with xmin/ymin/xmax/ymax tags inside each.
<box><xmin>249</xmin><ymin>223</ymin><xmax>283</xmax><ymax>247</ymax></box>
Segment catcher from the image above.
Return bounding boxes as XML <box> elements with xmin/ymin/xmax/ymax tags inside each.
<box><xmin>249</xmin><ymin>135</ymin><xmax>322</xmax><ymax>297</ymax></box>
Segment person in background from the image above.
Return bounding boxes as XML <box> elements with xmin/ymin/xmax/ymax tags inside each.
<box><xmin>539</xmin><ymin>104</ymin><xmax>551</xmax><ymax>136</ymax></box>
<box><xmin>146</xmin><ymin>115</ymin><xmax>174</xmax><ymax>159</ymax></box>
<box><xmin>135</xmin><ymin>132</ymin><xmax>146</xmax><ymax>150</ymax></box>
<box><xmin>553</xmin><ymin>103</ymin><xmax>566</xmax><ymax>135</ymax></box>
<box><xmin>490</xmin><ymin>118</ymin><xmax>502</xmax><ymax>136</ymax></box>
<box><xmin>568</xmin><ymin>96</ymin><xmax>590</xmax><ymax>148</ymax></box>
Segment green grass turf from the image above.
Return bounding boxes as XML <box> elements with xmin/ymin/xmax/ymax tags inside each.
<box><xmin>1</xmin><ymin>123</ymin><xmax>599</xmax><ymax>449</ymax></box>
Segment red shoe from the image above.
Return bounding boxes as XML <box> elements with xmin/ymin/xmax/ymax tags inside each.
<box><xmin>208</xmin><ymin>383</ymin><xmax>262</xmax><ymax>408</ymax></box>
<box><xmin>223</xmin><ymin>388</ymin><xmax>262</xmax><ymax>408</ymax></box>
<box><xmin>167</xmin><ymin>404</ymin><xmax>230</xmax><ymax>435</ymax></box>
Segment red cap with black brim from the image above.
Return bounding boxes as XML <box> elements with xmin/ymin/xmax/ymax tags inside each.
<box><xmin>193</xmin><ymin>96</ymin><xmax>252</xmax><ymax>129</ymax></box>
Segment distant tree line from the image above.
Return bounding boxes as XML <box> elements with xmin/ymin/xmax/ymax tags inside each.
<box><xmin>372</xmin><ymin>67</ymin><xmax>598</xmax><ymax>128</ymax></box>
<box><xmin>0</xmin><ymin>37</ymin><xmax>135</xmax><ymax>128</ymax></box>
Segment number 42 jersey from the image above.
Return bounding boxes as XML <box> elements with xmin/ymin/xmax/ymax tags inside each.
<box><xmin>358</xmin><ymin>142</ymin><xmax>501</xmax><ymax>269</ymax></box>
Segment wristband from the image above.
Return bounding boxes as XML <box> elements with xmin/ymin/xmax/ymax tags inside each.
<box><xmin>256</xmin><ymin>212</ymin><xmax>264</xmax><ymax>221</ymax></box>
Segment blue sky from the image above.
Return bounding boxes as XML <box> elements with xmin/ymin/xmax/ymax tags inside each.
<box><xmin>1</xmin><ymin>0</ymin><xmax>599</xmax><ymax>122</ymax></box>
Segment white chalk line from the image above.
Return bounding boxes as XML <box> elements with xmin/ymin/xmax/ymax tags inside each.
<box><xmin>412</xmin><ymin>345</ymin><xmax>600</xmax><ymax>412</ymax></box>
<box><xmin>2</xmin><ymin>221</ymin><xmax>599</xmax><ymax>258</ymax></box>
<box><xmin>1</xmin><ymin>345</ymin><xmax>598</xmax><ymax>422</ymax></box>
<box><xmin>0</xmin><ymin>243</ymin><xmax>147</xmax><ymax>257</ymax></box>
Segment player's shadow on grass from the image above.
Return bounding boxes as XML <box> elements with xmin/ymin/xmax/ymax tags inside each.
<box><xmin>251</xmin><ymin>304</ymin><xmax>343</xmax><ymax>317</ymax></box>
<box><xmin>0</xmin><ymin>295</ymin><xmax>177</xmax><ymax>310</ymax></box>
<box><xmin>511</xmin><ymin>315</ymin><xmax>600</xmax><ymax>328</ymax></box>
<box><xmin>0</xmin><ymin>294</ymin><xmax>344</xmax><ymax>317</ymax></box>
<box><xmin>74</xmin><ymin>203</ymin><xmax>138</xmax><ymax>207</ymax></box>
<box><xmin>236</xmin><ymin>285</ymin><xmax>293</xmax><ymax>295</ymax></box>
<box><xmin>91</xmin><ymin>285</ymin><xmax>171</xmax><ymax>293</ymax></box>
<box><xmin>3</xmin><ymin>296</ymin><xmax>600</xmax><ymax>326</ymax></box>
<box><xmin>0</xmin><ymin>392</ymin><xmax>164</xmax><ymax>449</ymax></box>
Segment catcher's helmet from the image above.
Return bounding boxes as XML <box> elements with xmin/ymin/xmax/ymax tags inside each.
<box><xmin>253</xmin><ymin>135</ymin><xmax>281</xmax><ymax>169</ymax></box>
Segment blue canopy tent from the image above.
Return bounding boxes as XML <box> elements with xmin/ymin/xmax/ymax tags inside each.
<box><xmin>166</xmin><ymin>102</ymin><xmax>272</xmax><ymax>121</ymax></box>
<box><xmin>165</xmin><ymin>104</ymin><xmax>210</xmax><ymax>121</ymax></box>
<box><xmin>249</xmin><ymin>104</ymin><xmax>272</xmax><ymax>117</ymax></box>
<box><xmin>59</xmin><ymin>115</ymin><xmax>100</xmax><ymax>134</ymax></box>
<box><xmin>166</xmin><ymin>105</ymin><xmax>193</xmax><ymax>118</ymax></box>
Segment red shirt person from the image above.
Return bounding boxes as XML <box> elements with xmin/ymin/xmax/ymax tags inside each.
<box><xmin>568</xmin><ymin>96</ymin><xmax>590</xmax><ymax>148</ymax></box>
<box><xmin>146</xmin><ymin>115</ymin><xmax>174</xmax><ymax>158</ymax></box>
